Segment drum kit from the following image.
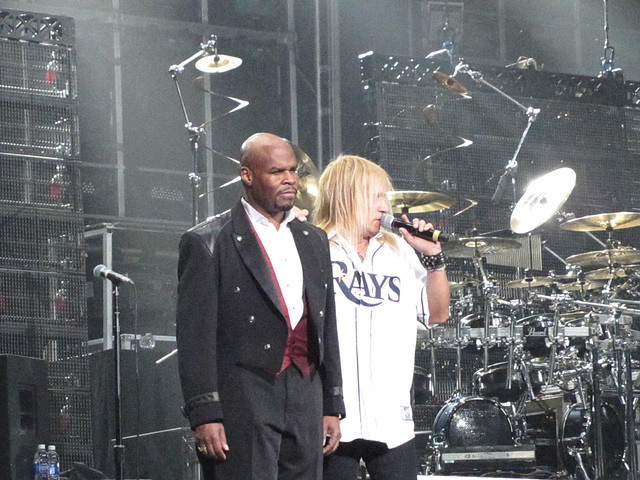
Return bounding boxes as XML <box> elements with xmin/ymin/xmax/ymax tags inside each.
<box><xmin>392</xmin><ymin>170</ymin><xmax>640</xmax><ymax>479</ymax></box>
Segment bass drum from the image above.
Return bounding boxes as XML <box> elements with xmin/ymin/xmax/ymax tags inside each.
<box><xmin>432</xmin><ymin>397</ymin><xmax>515</xmax><ymax>448</ymax></box>
<box><xmin>560</xmin><ymin>402</ymin><xmax>624</xmax><ymax>475</ymax></box>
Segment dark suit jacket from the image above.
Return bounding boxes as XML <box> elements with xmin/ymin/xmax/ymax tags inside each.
<box><xmin>176</xmin><ymin>201</ymin><xmax>345</xmax><ymax>428</ymax></box>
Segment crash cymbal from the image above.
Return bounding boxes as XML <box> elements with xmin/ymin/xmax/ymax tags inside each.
<box><xmin>510</xmin><ymin>167</ymin><xmax>576</xmax><ymax>234</ymax></box>
<box><xmin>432</xmin><ymin>71</ymin><xmax>468</xmax><ymax>95</ymax></box>
<box><xmin>443</xmin><ymin>236</ymin><xmax>522</xmax><ymax>258</ymax></box>
<box><xmin>584</xmin><ymin>264</ymin><xmax>640</xmax><ymax>280</ymax></box>
<box><xmin>565</xmin><ymin>247</ymin><xmax>640</xmax><ymax>268</ymax></box>
<box><xmin>559</xmin><ymin>212</ymin><xmax>640</xmax><ymax>231</ymax></box>
<box><xmin>506</xmin><ymin>277</ymin><xmax>553</xmax><ymax>289</ymax></box>
<box><xmin>195</xmin><ymin>54</ymin><xmax>242</xmax><ymax>73</ymax></box>
<box><xmin>288</xmin><ymin>142</ymin><xmax>319</xmax><ymax>212</ymax></box>
<box><xmin>386</xmin><ymin>190</ymin><xmax>456</xmax><ymax>213</ymax></box>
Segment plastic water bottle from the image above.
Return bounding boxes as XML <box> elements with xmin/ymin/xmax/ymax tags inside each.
<box><xmin>47</xmin><ymin>445</ymin><xmax>60</xmax><ymax>480</ymax></box>
<box><xmin>33</xmin><ymin>444</ymin><xmax>48</xmax><ymax>480</ymax></box>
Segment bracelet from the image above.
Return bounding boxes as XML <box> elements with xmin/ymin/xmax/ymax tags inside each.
<box><xmin>418</xmin><ymin>251</ymin><xmax>447</xmax><ymax>272</ymax></box>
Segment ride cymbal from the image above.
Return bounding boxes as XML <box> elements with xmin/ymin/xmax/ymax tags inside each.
<box><xmin>195</xmin><ymin>54</ymin><xmax>242</xmax><ymax>73</ymax></box>
<box><xmin>559</xmin><ymin>212</ymin><xmax>640</xmax><ymax>231</ymax></box>
<box><xmin>565</xmin><ymin>247</ymin><xmax>640</xmax><ymax>268</ymax></box>
<box><xmin>510</xmin><ymin>167</ymin><xmax>576</xmax><ymax>234</ymax></box>
<box><xmin>387</xmin><ymin>190</ymin><xmax>456</xmax><ymax>213</ymax></box>
<box><xmin>443</xmin><ymin>236</ymin><xmax>522</xmax><ymax>258</ymax></box>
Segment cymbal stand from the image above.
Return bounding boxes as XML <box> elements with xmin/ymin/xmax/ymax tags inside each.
<box><xmin>169</xmin><ymin>35</ymin><xmax>219</xmax><ymax>226</ymax></box>
<box><xmin>454</xmin><ymin>317</ymin><xmax>469</xmax><ymax>394</ymax></box>
<box><xmin>586</xmin><ymin>312</ymin><xmax>607</xmax><ymax>480</ymax></box>
<box><xmin>472</xmin><ymin>250</ymin><xmax>496</xmax><ymax>372</ymax></box>
<box><xmin>547</xmin><ymin>306</ymin><xmax>563</xmax><ymax>387</ymax></box>
<box><xmin>610</xmin><ymin>311</ymin><xmax>639</xmax><ymax>480</ymax></box>
<box><xmin>455</xmin><ymin>62</ymin><xmax>540</xmax><ymax>207</ymax></box>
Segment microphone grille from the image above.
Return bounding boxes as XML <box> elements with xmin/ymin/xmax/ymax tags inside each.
<box><xmin>380</xmin><ymin>213</ymin><xmax>395</xmax><ymax>231</ymax></box>
<box><xmin>93</xmin><ymin>264</ymin><xmax>106</xmax><ymax>278</ymax></box>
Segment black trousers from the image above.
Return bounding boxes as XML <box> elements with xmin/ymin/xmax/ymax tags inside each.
<box><xmin>323</xmin><ymin>438</ymin><xmax>417</xmax><ymax>480</ymax></box>
<box><xmin>198</xmin><ymin>365</ymin><xmax>323</xmax><ymax>480</ymax></box>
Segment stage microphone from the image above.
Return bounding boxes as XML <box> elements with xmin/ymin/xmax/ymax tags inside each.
<box><xmin>381</xmin><ymin>213</ymin><xmax>450</xmax><ymax>243</ymax></box>
<box><xmin>93</xmin><ymin>264</ymin><xmax>134</xmax><ymax>285</ymax></box>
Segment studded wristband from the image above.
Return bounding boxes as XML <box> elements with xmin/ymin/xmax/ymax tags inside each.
<box><xmin>418</xmin><ymin>251</ymin><xmax>447</xmax><ymax>272</ymax></box>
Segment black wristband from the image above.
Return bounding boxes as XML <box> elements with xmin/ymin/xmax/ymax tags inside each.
<box><xmin>418</xmin><ymin>251</ymin><xmax>447</xmax><ymax>272</ymax></box>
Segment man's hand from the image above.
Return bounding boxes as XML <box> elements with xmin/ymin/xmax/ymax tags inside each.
<box><xmin>195</xmin><ymin>422</ymin><xmax>229</xmax><ymax>460</ymax></box>
<box><xmin>322</xmin><ymin>415</ymin><xmax>341</xmax><ymax>455</ymax></box>
<box><xmin>398</xmin><ymin>214</ymin><xmax>442</xmax><ymax>256</ymax></box>
<box><xmin>292</xmin><ymin>205</ymin><xmax>309</xmax><ymax>222</ymax></box>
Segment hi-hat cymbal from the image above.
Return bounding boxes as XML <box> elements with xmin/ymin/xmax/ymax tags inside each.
<box><xmin>386</xmin><ymin>190</ymin><xmax>456</xmax><ymax>213</ymax></box>
<box><xmin>449</xmin><ymin>278</ymin><xmax>482</xmax><ymax>292</ymax></box>
<box><xmin>559</xmin><ymin>212</ymin><xmax>640</xmax><ymax>231</ymax></box>
<box><xmin>288</xmin><ymin>142</ymin><xmax>319</xmax><ymax>212</ymax></box>
<box><xmin>510</xmin><ymin>167</ymin><xmax>576</xmax><ymax>234</ymax></box>
<box><xmin>443</xmin><ymin>236</ymin><xmax>522</xmax><ymax>258</ymax></box>
<box><xmin>565</xmin><ymin>247</ymin><xmax>640</xmax><ymax>268</ymax></box>
<box><xmin>195</xmin><ymin>54</ymin><xmax>243</xmax><ymax>73</ymax></box>
<box><xmin>506</xmin><ymin>277</ymin><xmax>554</xmax><ymax>289</ymax></box>
<box><xmin>584</xmin><ymin>264</ymin><xmax>640</xmax><ymax>280</ymax></box>
<box><xmin>432</xmin><ymin>71</ymin><xmax>468</xmax><ymax>95</ymax></box>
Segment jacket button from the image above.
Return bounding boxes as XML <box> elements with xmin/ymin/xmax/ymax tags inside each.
<box><xmin>235</xmin><ymin>286</ymin><xmax>241</xmax><ymax>293</ymax></box>
<box><xmin>319</xmin><ymin>310</ymin><xmax>324</xmax><ymax>317</ymax></box>
<box><xmin>236</xmin><ymin>235</ymin><xmax>243</xmax><ymax>242</ymax></box>
<box><xmin>264</xmin><ymin>344</ymin><xmax>271</xmax><ymax>350</ymax></box>
<box><xmin>248</xmin><ymin>315</ymin><xmax>255</xmax><ymax>324</ymax></box>
<box><xmin>303</xmin><ymin>230</ymin><xmax>309</xmax><ymax>236</ymax></box>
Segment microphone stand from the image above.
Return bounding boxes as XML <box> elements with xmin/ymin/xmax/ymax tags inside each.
<box><xmin>455</xmin><ymin>62</ymin><xmax>540</xmax><ymax>208</ymax></box>
<box><xmin>169</xmin><ymin>35</ymin><xmax>219</xmax><ymax>226</ymax></box>
<box><xmin>111</xmin><ymin>282</ymin><xmax>124</xmax><ymax>480</ymax></box>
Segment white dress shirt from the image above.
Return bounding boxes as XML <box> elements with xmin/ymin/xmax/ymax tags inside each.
<box><xmin>242</xmin><ymin>198</ymin><xmax>304</xmax><ymax>328</ymax></box>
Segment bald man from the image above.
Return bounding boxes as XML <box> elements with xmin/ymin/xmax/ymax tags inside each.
<box><xmin>176</xmin><ymin>133</ymin><xmax>345</xmax><ymax>480</ymax></box>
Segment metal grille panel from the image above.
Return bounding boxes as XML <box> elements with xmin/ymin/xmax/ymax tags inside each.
<box><xmin>0</xmin><ymin>100</ymin><xmax>79</xmax><ymax>158</ymax></box>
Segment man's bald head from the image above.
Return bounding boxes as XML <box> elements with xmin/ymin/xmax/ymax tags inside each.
<box><xmin>240</xmin><ymin>133</ymin><xmax>293</xmax><ymax>170</ymax></box>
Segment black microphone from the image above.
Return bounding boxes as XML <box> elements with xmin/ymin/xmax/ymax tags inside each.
<box><xmin>93</xmin><ymin>264</ymin><xmax>134</xmax><ymax>285</ymax></box>
<box><xmin>381</xmin><ymin>213</ymin><xmax>450</xmax><ymax>243</ymax></box>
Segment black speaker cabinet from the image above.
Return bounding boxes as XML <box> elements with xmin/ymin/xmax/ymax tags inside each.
<box><xmin>0</xmin><ymin>354</ymin><xmax>49</xmax><ymax>480</ymax></box>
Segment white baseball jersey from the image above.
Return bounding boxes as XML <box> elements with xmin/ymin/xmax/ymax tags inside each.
<box><xmin>329</xmin><ymin>231</ymin><xmax>429</xmax><ymax>448</ymax></box>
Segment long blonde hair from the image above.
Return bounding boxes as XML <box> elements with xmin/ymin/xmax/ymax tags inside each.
<box><xmin>315</xmin><ymin>154</ymin><xmax>395</xmax><ymax>246</ymax></box>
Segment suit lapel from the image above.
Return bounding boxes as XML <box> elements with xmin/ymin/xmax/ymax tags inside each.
<box><xmin>231</xmin><ymin>202</ymin><xmax>285</xmax><ymax>318</ymax></box>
